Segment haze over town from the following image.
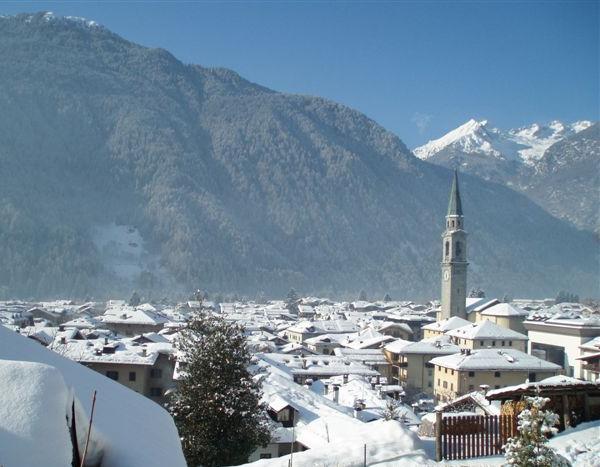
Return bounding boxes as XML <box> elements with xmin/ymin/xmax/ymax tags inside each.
<box><xmin>0</xmin><ymin>3</ymin><xmax>598</xmax><ymax>467</ymax></box>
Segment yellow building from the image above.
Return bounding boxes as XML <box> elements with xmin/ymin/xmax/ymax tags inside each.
<box><xmin>383</xmin><ymin>336</ymin><xmax>459</xmax><ymax>395</ymax></box>
<box><xmin>430</xmin><ymin>348</ymin><xmax>560</xmax><ymax>402</ymax></box>
<box><xmin>446</xmin><ymin>319</ymin><xmax>528</xmax><ymax>352</ymax></box>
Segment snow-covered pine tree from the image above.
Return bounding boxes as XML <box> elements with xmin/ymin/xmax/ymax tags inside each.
<box><xmin>503</xmin><ymin>395</ymin><xmax>569</xmax><ymax>467</ymax></box>
<box><xmin>285</xmin><ymin>288</ymin><xmax>299</xmax><ymax>313</ymax></box>
<box><xmin>169</xmin><ymin>311</ymin><xmax>270</xmax><ymax>466</ymax></box>
<box><xmin>382</xmin><ymin>398</ymin><xmax>401</xmax><ymax>421</ymax></box>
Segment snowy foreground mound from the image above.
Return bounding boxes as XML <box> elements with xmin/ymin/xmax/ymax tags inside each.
<box><xmin>244</xmin><ymin>418</ymin><xmax>429</xmax><ymax>467</ymax></box>
<box><xmin>0</xmin><ymin>360</ymin><xmax>95</xmax><ymax>467</ymax></box>
<box><xmin>550</xmin><ymin>420</ymin><xmax>600</xmax><ymax>467</ymax></box>
<box><xmin>0</xmin><ymin>326</ymin><xmax>185</xmax><ymax>467</ymax></box>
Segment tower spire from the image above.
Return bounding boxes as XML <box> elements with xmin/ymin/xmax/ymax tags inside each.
<box><xmin>440</xmin><ymin>169</ymin><xmax>468</xmax><ymax>321</ymax></box>
<box><xmin>447</xmin><ymin>169</ymin><xmax>463</xmax><ymax>216</ymax></box>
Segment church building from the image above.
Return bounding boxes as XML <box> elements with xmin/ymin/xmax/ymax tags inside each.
<box><xmin>439</xmin><ymin>171</ymin><xmax>468</xmax><ymax>321</ymax></box>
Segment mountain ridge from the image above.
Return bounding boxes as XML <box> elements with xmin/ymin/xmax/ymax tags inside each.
<box><xmin>0</xmin><ymin>12</ymin><xmax>597</xmax><ymax>299</ymax></box>
<box><xmin>413</xmin><ymin>118</ymin><xmax>599</xmax><ymax>233</ymax></box>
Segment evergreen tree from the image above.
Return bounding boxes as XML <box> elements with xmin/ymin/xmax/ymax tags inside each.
<box><xmin>382</xmin><ymin>398</ymin><xmax>401</xmax><ymax>421</ymax></box>
<box><xmin>128</xmin><ymin>291</ymin><xmax>141</xmax><ymax>307</ymax></box>
<box><xmin>556</xmin><ymin>291</ymin><xmax>579</xmax><ymax>304</ymax></box>
<box><xmin>383</xmin><ymin>293</ymin><xmax>392</xmax><ymax>302</ymax></box>
<box><xmin>169</xmin><ymin>312</ymin><xmax>270</xmax><ymax>466</ymax></box>
<box><xmin>503</xmin><ymin>395</ymin><xmax>568</xmax><ymax>467</ymax></box>
<box><xmin>286</xmin><ymin>288</ymin><xmax>300</xmax><ymax>313</ymax></box>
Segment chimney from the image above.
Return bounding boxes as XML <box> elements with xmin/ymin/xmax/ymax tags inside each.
<box><xmin>60</xmin><ymin>336</ymin><xmax>66</xmax><ymax>345</ymax></box>
<box><xmin>58</xmin><ymin>325</ymin><xmax>65</xmax><ymax>332</ymax></box>
<box><xmin>104</xmin><ymin>337</ymin><xmax>109</xmax><ymax>345</ymax></box>
<box><xmin>333</xmin><ymin>384</ymin><xmax>340</xmax><ymax>404</ymax></box>
<box><xmin>142</xmin><ymin>347</ymin><xmax>147</xmax><ymax>357</ymax></box>
<box><xmin>343</xmin><ymin>374</ymin><xmax>348</xmax><ymax>384</ymax></box>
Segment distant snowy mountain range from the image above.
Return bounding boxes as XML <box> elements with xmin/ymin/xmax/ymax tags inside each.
<box><xmin>414</xmin><ymin>119</ymin><xmax>592</xmax><ymax>165</ymax></box>
<box><xmin>414</xmin><ymin>119</ymin><xmax>599</xmax><ymax>233</ymax></box>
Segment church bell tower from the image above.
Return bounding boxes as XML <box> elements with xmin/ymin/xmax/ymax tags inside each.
<box><xmin>439</xmin><ymin>170</ymin><xmax>468</xmax><ymax>321</ymax></box>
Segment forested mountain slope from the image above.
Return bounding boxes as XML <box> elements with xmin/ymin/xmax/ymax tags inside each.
<box><xmin>0</xmin><ymin>12</ymin><xmax>596</xmax><ymax>299</ymax></box>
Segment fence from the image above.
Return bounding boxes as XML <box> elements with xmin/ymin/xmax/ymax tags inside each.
<box><xmin>435</xmin><ymin>413</ymin><xmax>517</xmax><ymax>461</ymax></box>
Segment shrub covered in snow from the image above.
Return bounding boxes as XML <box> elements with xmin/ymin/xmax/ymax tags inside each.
<box><xmin>503</xmin><ymin>395</ymin><xmax>570</xmax><ymax>467</ymax></box>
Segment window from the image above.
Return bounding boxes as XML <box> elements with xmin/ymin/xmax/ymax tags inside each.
<box><xmin>428</xmin><ymin>369</ymin><xmax>433</xmax><ymax>376</ymax></box>
<box><xmin>443</xmin><ymin>381</ymin><xmax>448</xmax><ymax>389</ymax></box>
<box><xmin>444</xmin><ymin>368</ymin><xmax>448</xmax><ymax>374</ymax></box>
<box><xmin>501</xmin><ymin>341</ymin><xmax>505</xmax><ymax>347</ymax></box>
<box><xmin>150</xmin><ymin>387</ymin><xmax>163</xmax><ymax>397</ymax></box>
<box><xmin>277</xmin><ymin>410</ymin><xmax>291</xmax><ymax>422</ymax></box>
<box><xmin>509</xmin><ymin>341</ymin><xmax>513</xmax><ymax>347</ymax></box>
<box><xmin>480</xmin><ymin>341</ymin><xmax>484</xmax><ymax>346</ymax></box>
<box><xmin>450</xmin><ymin>383</ymin><xmax>453</xmax><ymax>391</ymax></box>
<box><xmin>451</xmin><ymin>370</ymin><xmax>454</xmax><ymax>375</ymax></box>
<box><xmin>437</xmin><ymin>379</ymin><xmax>440</xmax><ymax>387</ymax></box>
<box><xmin>495</xmin><ymin>385</ymin><xmax>500</xmax><ymax>389</ymax></box>
<box><xmin>445</xmin><ymin>241</ymin><xmax>449</xmax><ymax>257</ymax></box>
<box><xmin>494</xmin><ymin>371</ymin><xmax>501</xmax><ymax>378</ymax></box>
<box><xmin>455</xmin><ymin>241</ymin><xmax>462</xmax><ymax>257</ymax></box>
<box><xmin>106</xmin><ymin>371</ymin><xmax>119</xmax><ymax>381</ymax></box>
<box><xmin>528</xmin><ymin>372</ymin><xmax>537</xmax><ymax>382</ymax></box>
<box><xmin>468</xmin><ymin>371</ymin><xmax>475</xmax><ymax>377</ymax></box>
<box><xmin>150</xmin><ymin>369</ymin><xmax>162</xmax><ymax>379</ymax></box>
<box><xmin>469</xmin><ymin>385</ymin><xmax>474</xmax><ymax>391</ymax></box>
<box><xmin>428</xmin><ymin>381</ymin><xmax>432</xmax><ymax>388</ymax></box>
<box><xmin>129</xmin><ymin>371</ymin><xmax>136</xmax><ymax>382</ymax></box>
<box><xmin>260</xmin><ymin>454</ymin><xmax>272</xmax><ymax>459</ymax></box>
<box><xmin>492</xmin><ymin>341</ymin><xmax>496</xmax><ymax>346</ymax></box>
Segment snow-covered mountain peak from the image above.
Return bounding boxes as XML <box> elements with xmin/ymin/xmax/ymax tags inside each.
<box><xmin>414</xmin><ymin>119</ymin><xmax>594</xmax><ymax>165</ymax></box>
<box><xmin>1</xmin><ymin>11</ymin><xmax>103</xmax><ymax>29</ymax></box>
<box><xmin>413</xmin><ymin>119</ymin><xmax>501</xmax><ymax>160</ymax></box>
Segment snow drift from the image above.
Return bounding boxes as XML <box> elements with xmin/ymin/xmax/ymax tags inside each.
<box><xmin>0</xmin><ymin>325</ymin><xmax>186</xmax><ymax>467</ymax></box>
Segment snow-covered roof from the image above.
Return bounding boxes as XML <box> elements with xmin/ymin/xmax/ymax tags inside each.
<box><xmin>323</xmin><ymin>374</ymin><xmax>419</xmax><ymax>424</ymax></box>
<box><xmin>422</xmin><ymin>316</ymin><xmax>471</xmax><ymax>332</ymax></box>
<box><xmin>383</xmin><ymin>338</ymin><xmax>413</xmax><ymax>353</ymax></box>
<box><xmin>385</xmin><ymin>335</ymin><xmax>460</xmax><ymax>355</ymax></box>
<box><xmin>486</xmin><ymin>375</ymin><xmax>600</xmax><ymax>399</ymax></box>
<box><xmin>0</xmin><ymin>325</ymin><xmax>185</xmax><ymax>467</ymax></box>
<box><xmin>333</xmin><ymin>347</ymin><xmax>389</xmax><ymax>365</ymax></box>
<box><xmin>100</xmin><ymin>306</ymin><xmax>169</xmax><ymax>326</ymax></box>
<box><xmin>480</xmin><ymin>302</ymin><xmax>528</xmax><ymax>317</ymax></box>
<box><xmin>56</xmin><ymin>337</ymin><xmax>173</xmax><ymax>366</ymax></box>
<box><xmin>579</xmin><ymin>336</ymin><xmax>600</xmax><ymax>355</ymax></box>
<box><xmin>268</xmin><ymin>393</ymin><xmax>299</xmax><ymax>413</ymax></box>
<box><xmin>430</xmin><ymin>348</ymin><xmax>561</xmax><ymax>372</ymax></box>
<box><xmin>470</xmin><ymin>298</ymin><xmax>501</xmax><ymax>313</ymax></box>
<box><xmin>259</xmin><ymin>353</ymin><xmax>379</xmax><ymax>377</ymax></box>
<box><xmin>304</xmin><ymin>333</ymin><xmax>348</xmax><ymax>345</ymax></box>
<box><xmin>447</xmin><ymin>319</ymin><xmax>528</xmax><ymax>340</ymax></box>
<box><xmin>435</xmin><ymin>390</ymin><xmax>500</xmax><ymax>415</ymax></box>
<box><xmin>255</xmin><ymin>371</ymin><xmax>427</xmax><ymax>466</ymax></box>
<box><xmin>343</xmin><ymin>334</ymin><xmax>395</xmax><ymax>350</ymax></box>
<box><xmin>377</xmin><ymin>321</ymin><xmax>414</xmax><ymax>334</ymax></box>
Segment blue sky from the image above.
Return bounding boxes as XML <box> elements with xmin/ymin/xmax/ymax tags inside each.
<box><xmin>1</xmin><ymin>1</ymin><xmax>598</xmax><ymax>147</ymax></box>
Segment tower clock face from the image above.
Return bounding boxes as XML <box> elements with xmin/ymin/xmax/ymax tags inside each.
<box><xmin>444</xmin><ymin>270</ymin><xmax>450</xmax><ymax>281</ymax></box>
